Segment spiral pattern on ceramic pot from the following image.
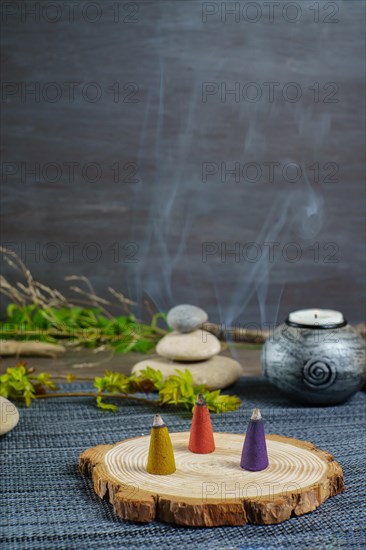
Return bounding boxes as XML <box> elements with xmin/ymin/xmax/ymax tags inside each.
<box><xmin>303</xmin><ymin>359</ymin><xmax>336</xmax><ymax>390</ymax></box>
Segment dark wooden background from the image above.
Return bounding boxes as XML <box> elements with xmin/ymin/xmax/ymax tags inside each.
<box><xmin>1</xmin><ymin>0</ymin><xmax>365</xmax><ymax>325</ymax></box>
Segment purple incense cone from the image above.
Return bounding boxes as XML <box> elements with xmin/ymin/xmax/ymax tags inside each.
<box><xmin>240</xmin><ymin>408</ymin><xmax>269</xmax><ymax>471</ymax></box>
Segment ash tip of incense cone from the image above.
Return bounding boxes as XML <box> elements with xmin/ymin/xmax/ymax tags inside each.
<box><xmin>251</xmin><ymin>408</ymin><xmax>262</xmax><ymax>421</ymax></box>
<box><xmin>152</xmin><ymin>414</ymin><xmax>165</xmax><ymax>427</ymax></box>
<box><xmin>196</xmin><ymin>393</ymin><xmax>206</xmax><ymax>406</ymax></box>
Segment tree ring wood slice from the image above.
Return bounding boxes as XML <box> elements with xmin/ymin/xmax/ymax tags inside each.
<box><xmin>79</xmin><ymin>432</ymin><xmax>344</xmax><ymax>527</ymax></box>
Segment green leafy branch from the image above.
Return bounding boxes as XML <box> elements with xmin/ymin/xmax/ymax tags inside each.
<box><xmin>0</xmin><ymin>246</ymin><xmax>169</xmax><ymax>354</ymax></box>
<box><xmin>1</xmin><ymin>304</ymin><xmax>167</xmax><ymax>354</ymax></box>
<box><xmin>0</xmin><ymin>363</ymin><xmax>241</xmax><ymax>414</ymax></box>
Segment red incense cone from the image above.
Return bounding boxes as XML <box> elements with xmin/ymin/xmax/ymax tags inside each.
<box><xmin>188</xmin><ymin>394</ymin><xmax>215</xmax><ymax>454</ymax></box>
<box><xmin>240</xmin><ymin>408</ymin><xmax>269</xmax><ymax>471</ymax></box>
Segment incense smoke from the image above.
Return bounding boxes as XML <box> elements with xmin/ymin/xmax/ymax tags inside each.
<box><xmin>126</xmin><ymin>23</ymin><xmax>329</xmax><ymax>330</ymax></box>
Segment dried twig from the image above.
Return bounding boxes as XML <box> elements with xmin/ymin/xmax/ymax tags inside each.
<box><xmin>0</xmin><ymin>246</ymin><xmax>136</xmax><ymax>318</ymax></box>
<box><xmin>203</xmin><ymin>322</ymin><xmax>269</xmax><ymax>344</ymax></box>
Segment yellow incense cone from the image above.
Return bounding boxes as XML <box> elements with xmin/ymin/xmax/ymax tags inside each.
<box><xmin>146</xmin><ymin>414</ymin><xmax>176</xmax><ymax>475</ymax></box>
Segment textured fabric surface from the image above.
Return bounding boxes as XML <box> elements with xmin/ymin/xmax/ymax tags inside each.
<box><xmin>1</xmin><ymin>378</ymin><xmax>365</xmax><ymax>549</ymax></box>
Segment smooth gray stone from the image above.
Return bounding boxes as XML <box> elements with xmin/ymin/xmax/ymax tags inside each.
<box><xmin>167</xmin><ymin>304</ymin><xmax>208</xmax><ymax>333</ymax></box>
<box><xmin>262</xmin><ymin>323</ymin><xmax>366</xmax><ymax>405</ymax></box>
<box><xmin>132</xmin><ymin>355</ymin><xmax>243</xmax><ymax>389</ymax></box>
<box><xmin>0</xmin><ymin>397</ymin><xmax>19</xmax><ymax>436</ymax></box>
<box><xmin>156</xmin><ymin>330</ymin><xmax>220</xmax><ymax>361</ymax></box>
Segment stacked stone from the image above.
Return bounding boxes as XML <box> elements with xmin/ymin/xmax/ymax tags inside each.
<box><xmin>132</xmin><ymin>305</ymin><xmax>242</xmax><ymax>389</ymax></box>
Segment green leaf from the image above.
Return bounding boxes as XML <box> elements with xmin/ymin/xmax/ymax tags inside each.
<box><xmin>130</xmin><ymin>339</ymin><xmax>156</xmax><ymax>354</ymax></box>
<box><xmin>138</xmin><ymin>367</ymin><xmax>164</xmax><ymax>390</ymax></box>
<box><xmin>94</xmin><ymin>371</ymin><xmax>131</xmax><ymax>394</ymax></box>
<box><xmin>150</xmin><ymin>312</ymin><xmax>167</xmax><ymax>328</ymax></box>
<box><xmin>96</xmin><ymin>396</ymin><xmax>118</xmax><ymax>412</ymax></box>
<box><xmin>0</xmin><ymin>364</ymin><xmax>36</xmax><ymax>406</ymax></box>
<box><xmin>35</xmin><ymin>372</ymin><xmax>58</xmax><ymax>391</ymax></box>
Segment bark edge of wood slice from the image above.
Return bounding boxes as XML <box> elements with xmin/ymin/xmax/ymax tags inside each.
<box><xmin>79</xmin><ymin>432</ymin><xmax>344</xmax><ymax>527</ymax></box>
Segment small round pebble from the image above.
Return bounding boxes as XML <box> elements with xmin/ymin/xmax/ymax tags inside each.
<box><xmin>0</xmin><ymin>396</ymin><xmax>19</xmax><ymax>436</ymax></box>
<box><xmin>167</xmin><ymin>304</ymin><xmax>208</xmax><ymax>333</ymax></box>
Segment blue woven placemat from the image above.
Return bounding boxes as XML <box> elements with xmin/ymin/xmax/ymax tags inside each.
<box><xmin>1</xmin><ymin>377</ymin><xmax>365</xmax><ymax>549</ymax></box>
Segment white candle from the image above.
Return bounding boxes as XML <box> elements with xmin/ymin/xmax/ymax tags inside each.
<box><xmin>288</xmin><ymin>309</ymin><xmax>344</xmax><ymax>326</ymax></box>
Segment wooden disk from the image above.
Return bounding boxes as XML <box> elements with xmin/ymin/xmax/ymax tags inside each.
<box><xmin>79</xmin><ymin>432</ymin><xmax>344</xmax><ymax>527</ymax></box>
